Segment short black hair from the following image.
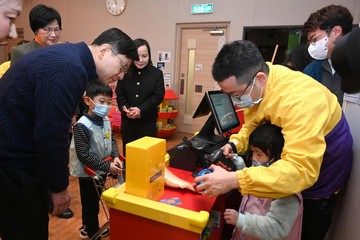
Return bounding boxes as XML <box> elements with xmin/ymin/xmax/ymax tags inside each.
<box><xmin>212</xmin><ymin>40</ymin><xmax>268</xmax><ymax>84</ymax></box>
<box><xmin>92</xmin><ymin>28</ymin><xmax>139</xmax><ymax>61</ymax></box>
<box><xmin>85</xmin><ymin>80</ymin><xmax>113</xmax><ymax>99</ymax></box>
<box><xmin>29</xmin><ymin>4</ymin><xmax>62</xmax><ymax>33</ymax></box>
<box><xmin>249</xmin><ymin>122</ymin><xmax>284</xmax><ymax>161</ymax></box>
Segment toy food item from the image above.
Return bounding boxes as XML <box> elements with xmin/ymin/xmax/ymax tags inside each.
<box><xmin>197</xmin><ymin>168</ymin><xmax>213</xmax><ymax>185</ymax></box>
<box><xmin>164</xmin><ymin>167</ymin><xmax>195</xmax><ymax>191</ymax></box>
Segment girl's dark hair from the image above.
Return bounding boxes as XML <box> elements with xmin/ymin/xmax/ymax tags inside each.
<box><xmin>85</xmin><ymin>80</ymin><xmax>113</xmax><ymax>99</ymax></box>
<box><xmin>29</xmin><ymin>4</ymin><xmax>62</xmax><ymax>33</ymax></box>
<box><xmin>245</xmin><ymin>122</ymin><xmax>284</xmax><ymax>166</ymax></box>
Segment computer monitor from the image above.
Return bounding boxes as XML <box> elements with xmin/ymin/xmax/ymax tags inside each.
<box><xmin>206</xmin><ymin>90</ymin><xmax>240</xmax><ymax>134</ymax></box>
<box><xmin>192</xmin><ymin>93</ymin><xmax>210</xmax><ymax>118</ymax></box>
<box><xmin>193</xmin><ymin>90</ymin><xmax>240</xmax><ymax>143</ymax></box>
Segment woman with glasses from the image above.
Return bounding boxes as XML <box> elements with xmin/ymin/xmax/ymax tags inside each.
<box><xmin>116</xmin><ymin>38</ymin><xmax>165</xmax><ymax>156</ymax></box>
<box><xmin>10</xmin><ymin>4</ymin><xmax>62</xmax><ymax>65</ymax></box>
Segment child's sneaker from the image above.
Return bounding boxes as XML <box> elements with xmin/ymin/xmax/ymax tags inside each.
<box><xmin>79</xmin><ymin>226</ymin><xmax>88</xmax><ymax>239</ymax></box>
<box><xmin>79</xmin><ymin>225</ymin><xmax>110</xmax><ymax>239</ymax></box>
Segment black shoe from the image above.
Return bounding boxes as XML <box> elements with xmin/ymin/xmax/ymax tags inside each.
<box><xmin>57</xmin><ymin>208</ymin><xmax>74</xmax><ymax>219</ymax></box>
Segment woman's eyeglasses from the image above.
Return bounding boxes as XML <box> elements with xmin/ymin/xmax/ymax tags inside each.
<box><xmin>41</xmin><ymin>27</ymin><xmax>62</xmax><ymax>35</ymax></box>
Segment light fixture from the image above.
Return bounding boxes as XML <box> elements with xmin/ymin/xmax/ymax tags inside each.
<box><xmin>209</xmin><ymin>29</ymin><xmax>224</xmax><ymax>36</ymax></box>
<box><xmin>202</xmin><ymin>27</ymin><xmax>225</xmax><ymax>36</ymax></box>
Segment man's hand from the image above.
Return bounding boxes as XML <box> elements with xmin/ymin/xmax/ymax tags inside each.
<box><xmin>51</xmin><ymin>189</ymin><xmax>71</xmax><ymax>216</ymax></box>
<box><xmin>193</xmin><ymin>165</ymin><xmax>239</xmax><ymax>197</ymax></box>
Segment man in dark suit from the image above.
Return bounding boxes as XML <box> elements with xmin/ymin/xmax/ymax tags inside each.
<box><xmin>10</xmin><ymin>4</ymin><xmax>74</xmax><ymax>219</ymax></box>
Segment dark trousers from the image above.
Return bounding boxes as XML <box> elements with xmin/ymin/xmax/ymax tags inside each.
<box><xmin>301</xmin><ymin>194</ymin><xmax>339</xmax><ymax>240</ymax></box>
<box><xmin>0</xmin><ymin>168</ymin><xmax>49</xmax><ymax>240</ymax></box>
<box><xmin>79</xmin><ymin>175</ymin><xmax>106</xmax><ymax>238</ymax></box>
<box><xmin>121</xmin><ymin>119</ymin><xmax>157</xmax><ymax>156</ymax></box>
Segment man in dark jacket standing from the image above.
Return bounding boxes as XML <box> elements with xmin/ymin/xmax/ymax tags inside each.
<box><xmin>0</xmin><ymin>28</ymin><xmax>138</xmax><ymax>240</ymax></box>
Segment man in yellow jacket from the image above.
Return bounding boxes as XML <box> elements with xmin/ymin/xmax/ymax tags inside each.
<box><xmin>194</xmin><ymin>40</ymin><xmax>353</xmax><ymax>240</ymax></box>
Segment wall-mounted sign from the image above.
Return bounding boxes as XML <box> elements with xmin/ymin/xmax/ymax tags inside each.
<box><xmin>191</xmin><ymin>3</ymin><xmax>213</xmax><ymax>14</ymax></box>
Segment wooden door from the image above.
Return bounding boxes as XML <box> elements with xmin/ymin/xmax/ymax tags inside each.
<box><xmin>175</xmin><ymin>23</ymin><xmax>229</xmax><ymax>135</ymax></box>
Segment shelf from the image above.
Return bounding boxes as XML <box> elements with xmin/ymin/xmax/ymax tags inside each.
<box><xmin>158</xmin><ymin>110</ymin><xmax>178</xmax><ymax>119</ymax></box>
<box><xmin>157</xmin><ymin>89</ymin><xmax>178</xmax><ymax>138</ymax></box>
<box><xmin>157</xmin><ymin>126</ymin><xmax>177</xmax><ymax>138</ymax></box>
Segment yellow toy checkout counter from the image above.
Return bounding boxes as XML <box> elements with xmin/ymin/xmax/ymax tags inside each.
<box><xmin>102</xmin><ymin>136</ymin><xmax>226</xmax><ymax>240</ymax></box>
<box><xmin>102</xmin><ymin>91</ymin><xmax>244</xmax><ymax>239</ymax></box>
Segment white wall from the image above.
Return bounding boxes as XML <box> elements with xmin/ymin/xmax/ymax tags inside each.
<box><xmin>328</xmin><ymin>96</ymin><xmax>360</xmax><ymax>240</ymax></box>
<box><xmin>15</xmin><ymin>0</ymin><xmax>360</xmax><ymax>81</ymax></box>
<box><xmin>12</xmin><ymin>1</ymin><xmax>360</xmax><ymax>239</ymax></box>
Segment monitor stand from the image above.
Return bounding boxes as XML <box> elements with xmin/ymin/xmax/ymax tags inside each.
<box><xmin>197</xmin><ymin>114</ymin><xmax>227</xmax><ymax>144</ymax></box>
<box><xmin>188</xmin><ymin>114</ymin><xmax>229</xmax><ymax>177</ymax></box>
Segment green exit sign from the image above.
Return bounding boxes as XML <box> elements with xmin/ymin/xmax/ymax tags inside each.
<box><xmin>191</xmin><ymin>3</ymin><xmax>213</xmax><ymax>14</ymax></box>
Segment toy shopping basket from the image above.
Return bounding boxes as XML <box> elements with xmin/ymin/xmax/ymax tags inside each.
<box><xmin>85</xmin><ymin>155</ymin><xmax>125</xmax><ymax>240</ymax></box>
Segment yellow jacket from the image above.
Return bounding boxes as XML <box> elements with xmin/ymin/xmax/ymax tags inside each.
<box><xmin>230</xmin><ymin>63</ymin><xmax>342</xmax><ymax>198</ymax></box>
<box><xmin>0</xmin><ymin>61</ymin><xmax>10</xmax><ymax>78</ymax></box>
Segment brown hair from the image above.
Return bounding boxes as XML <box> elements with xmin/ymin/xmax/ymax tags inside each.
<box><xmin>302</xmin><ymin>5</ymin><xmax>353</xmax><ymax>37</ymax></box>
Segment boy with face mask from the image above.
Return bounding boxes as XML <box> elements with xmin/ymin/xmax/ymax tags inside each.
<box><xmin>224</xmin><ymin>123</ymin><xmax>303</xmax><ymax>240</ymax></box>
<box><xmin>70</xmin><ymin>80</ymin><xmax>124</xmax><ymax>240</ymax></box>
<box><xmin>302</xmin><ymin>5</ymin><xmax>353</xmax><ymax>105</ymax></box>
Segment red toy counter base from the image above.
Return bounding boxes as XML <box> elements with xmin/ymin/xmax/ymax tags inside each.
<box><xmin>103</xmin><ymin>167</ymin><xmax>225</xmax><ymax>240</ymax></box>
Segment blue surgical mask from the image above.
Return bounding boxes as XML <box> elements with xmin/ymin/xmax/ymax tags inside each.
<box><xmin>231</xmin><ymin>78</ymin><xmax>263</xmax><ymax>108</ymax></box>
<box><xmin>252</xmin><ymin>158</ymin><xmax>275</xmax><ymax>167</ymax></box>
<box><xmin>90</xmin><ymin>99</ymin><xmax>110</xmax><ymax>118</ymax></box>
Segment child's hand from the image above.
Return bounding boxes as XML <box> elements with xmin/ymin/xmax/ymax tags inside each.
<box><xmin>221</xmin><ymin>144</ymin><xmax>234</xmax><ymax>159</ymax></box>
<box><xmin>114</xmin><ymin>158</ymin><xmax>125</xmax><ymax>174</ymax></box>
<box><xmin>109</xmin><ymin>162</ymin><xmax>120</xmax><ymax>175</ymax></box>
<box><xmin>224</xmin><ymin>208</ymin><xmax>239</xmax><ymax>226</ymax></box>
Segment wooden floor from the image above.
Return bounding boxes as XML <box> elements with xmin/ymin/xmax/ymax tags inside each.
<box><xmin>49</xmin><ymin>131</ymin><xmax>192</xmax><ymax>240</ymax></box>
